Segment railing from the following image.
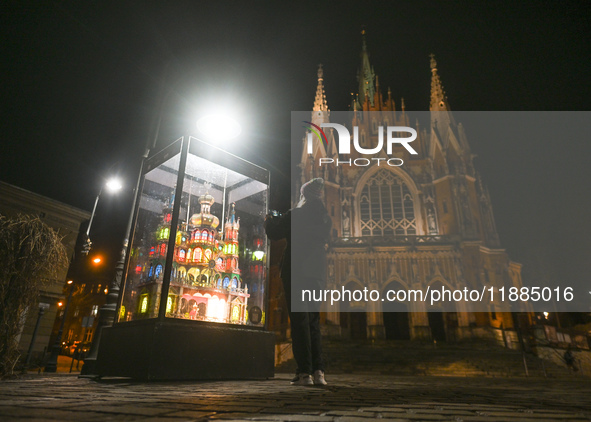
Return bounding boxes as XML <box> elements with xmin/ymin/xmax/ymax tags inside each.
<box><xmin>331</xmin><ymin>234</ymin><xmax>460</xmax><ymax>247</ymax></box>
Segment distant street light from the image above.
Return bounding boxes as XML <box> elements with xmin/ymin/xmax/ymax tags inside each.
<box><xmin>83</xmin><ymin>177</ymin><xmax>123</xmax><ymax>255</ymax></box>
<box><xmin>45</xmin><ymin>176</ymin><xmax>122</xmax><ymax>372</ymax></box>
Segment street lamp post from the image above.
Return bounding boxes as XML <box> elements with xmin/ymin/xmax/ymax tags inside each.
<box><xmin>82</xmin><ymin>178</ymin><xmax>123</xmax><ymax>255</ymax></box>
<box><xmin>81</xmin><ymin>159</ymin><xmax>146</xmax><ymax>376</ymax></box>
<box><xmin>44</xmin><ymin>178</ymin><xmax>122</xmax><ymax>373</ymax></box>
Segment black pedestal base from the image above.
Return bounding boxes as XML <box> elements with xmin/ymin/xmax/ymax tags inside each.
<box><xmin>96</xmin><ymin>319</ymin><xmax>275</xmax><ymax>380</ymax></box>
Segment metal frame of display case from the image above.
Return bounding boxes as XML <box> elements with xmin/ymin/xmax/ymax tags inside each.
<box><xmin>96</xmin><ymin>136</ymin><xmax>275</xmax><ymax>380</ymax></box>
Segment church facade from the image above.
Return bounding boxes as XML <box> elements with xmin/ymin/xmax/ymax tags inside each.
<box><xmin>296</xmin><ymin>34</ymin><xmax>525</xmax><ymax>342</ymax></box>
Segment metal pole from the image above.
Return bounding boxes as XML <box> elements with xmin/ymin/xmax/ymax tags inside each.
<box><xmin>22</xmin><ymin>303</ymin><xmax>49</xmax><ymax>372</ymax></box>
<box><xmin>86</xmin><ymin>191</ymin><xmax>101</xmax><ymax>237</ymax></box>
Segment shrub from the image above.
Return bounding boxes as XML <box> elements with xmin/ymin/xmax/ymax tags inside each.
<box><xmin>0</xmin><ymin>215</ymin><xmax>68</xmax><ymax>378</ymax></box>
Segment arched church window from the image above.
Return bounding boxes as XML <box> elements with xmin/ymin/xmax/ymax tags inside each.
<box><xmin>223</xmin><ymin>277</ymin><xmax>230</xmax><ymax>288</ymax></box>
<box><xmin>160</xmin><ymin>243</ymin><xmax>166</xmax><ymax>256</ymax></box>
<box><xmin>359</xmin><ymin>169</ymin><xmax>416</xmax><ymax>236</ymax></box>
<box><xmin>155</xmin><ymin>264</ymin><xmax>163</xmax><ymax>278</ymax></box>
<box><xmin>204</xmin><ymin>249</ymin><xmax>212</xmax><ymax>261</ymax></box>
<box><xmin>202</xmin><ymin>229</ymin><xmax>208</xmax><ymax>242</ymax></box>
<box><xmin>178</xmin><ymin>248</ymin><xmax>186</xmax><ymax>260</ymax></box>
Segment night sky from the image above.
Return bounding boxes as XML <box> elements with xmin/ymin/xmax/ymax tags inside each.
<box><xmin>1</xmin><ymin>1</ymin><xmax>590</xmax><ymax>297</ymax></box>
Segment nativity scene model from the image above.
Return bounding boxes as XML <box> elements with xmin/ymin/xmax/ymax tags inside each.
<box><xmin>95</xmin><ymin>136</ymin><xmax>274</xmax><ymax>381</ymax></box>
<box><xmin>135</xmin><ymin>194</ymin><xmax>250</xmax><ymax>325</ymax></box>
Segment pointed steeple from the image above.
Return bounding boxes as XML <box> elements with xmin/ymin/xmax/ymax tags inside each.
<box><xmin>430</xmin><ymin>54</ymin><xmax>449</xmax><ymax>111</ymax></box>
<box><xmin>311</xmin><ymin>64</ymin><xmax>330</xmax><ymax>127</ymax></box>
<box><xmin>313</xmin><ymin>64</ymin><xmax>328</xmax><ymax>112</ymax></box>
<box><xmin>357</xmin><ymin>29</ymin><xmax>376</xmax><ymax>107</ymax></box>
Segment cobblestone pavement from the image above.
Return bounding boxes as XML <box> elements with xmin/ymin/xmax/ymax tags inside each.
<box><xmin>0</xmin><ymin>373</ymin><xmax>590</xmax><ymax>421</ymax></box>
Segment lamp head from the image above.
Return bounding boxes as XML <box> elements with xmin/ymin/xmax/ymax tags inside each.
<box><xmin>105</xmin><ymin>178</ymin><xmax>123</xmax><ymax>193</ymax></box>
<box><xmin>196</xmin><ymin>109</ymin><xmax>242</xmax><ymax>142</ymax></box>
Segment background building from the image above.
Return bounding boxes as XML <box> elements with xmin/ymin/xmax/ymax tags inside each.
<box><xmin>294</xmin><ymin>34</ymin><xmax>526</xmax><ymax>343</ymax></box>
<box><xmin>0</xmin><ymin>181</ymin><xmax>90</xmax><ymax>364</ymax></box>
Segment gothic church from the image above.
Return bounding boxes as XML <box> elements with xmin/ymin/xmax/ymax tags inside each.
<box><xmin>296</xmin><ymin>33</ymin><xmax>525</xmax><ymax>342</ymax></box>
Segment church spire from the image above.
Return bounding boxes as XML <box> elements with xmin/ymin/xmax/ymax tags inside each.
<box><xmin>313</xmin><ymin>64</ymin><xmax>328</xmax><ymax>112</ymax></box>
<box><xmin>357</xmin><ymin>29</ymin><xmax>376</xmax><ymax>107</ymax></box>
<box><xmin>311</xmin><ymin>64</ymin><xmax>330</xmax><ymax>127</ymax></box>
<box><xmin>430</xmin><ymin>54</ymin><xmax>449</xmax><ymax>111</ymax></box>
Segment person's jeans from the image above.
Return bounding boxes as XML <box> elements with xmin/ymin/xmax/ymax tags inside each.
<box><xmin>283</xmin><ymin>276</ymin><xmax>324</xmax><ymax>375</ymax></box>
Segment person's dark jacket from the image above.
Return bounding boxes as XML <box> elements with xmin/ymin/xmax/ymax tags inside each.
<box><xmin>265</xmin><ymin>199</ymin><xmax>331</xmax><ymax>283</ymax></box>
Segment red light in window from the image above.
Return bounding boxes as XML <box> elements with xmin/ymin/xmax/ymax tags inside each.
<box><xmin>135</xmin><ymin>265</ymin><xmax>142</xmax><ymax>274</ymax></box>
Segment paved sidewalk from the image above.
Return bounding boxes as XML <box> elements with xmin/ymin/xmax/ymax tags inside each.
<box><xmin>0</xmin><ymin>373</ymin><xmax>590</xmax><ymax>421</ymax></box>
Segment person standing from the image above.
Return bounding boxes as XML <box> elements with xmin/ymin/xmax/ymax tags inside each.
<box><xmin>265</xmin><ymin>178</ymin><xmax>332</xmax><ymax>386</ymax></box>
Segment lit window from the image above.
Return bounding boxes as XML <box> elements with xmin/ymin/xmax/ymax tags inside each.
<box><xmin>91</xmin><ymin>305</ymin><xmax>99</xmax><ymax>316</ymax></box>
<box><xmin>160</xmin><ymin>243</ymin><xmax>166</xmax><ymax>256</ymax></box>
<box><xmin>202</xmin><ymin>229</ymin><xmax>208</xmax><ymax>242</ymax></box>
<box><xmin>155</xmin><ymin>264</ymin><xmax>163</xmax><ymax>278</ymax></box>
<box><xmin>204</xmin><ymin>249</ymin><xmax>212</xmax><ymax>261</ymax></box>
<box><xmin>178</xmin><ymin>249</ymin><xmax>186</xmax><ymax>260</ymax></box>
<box><xmin>359</xmin><ymin>169</ymin><xmax>416</xmax><ymax>236</ymax></box>
<box><xmin>223</xmin><ymin>277</ymin><xmax>230</xmax><ymax>288</ymax></box>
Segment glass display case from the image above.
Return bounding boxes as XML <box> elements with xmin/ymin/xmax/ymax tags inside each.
<box><xmin>119</xmin><ymin>138</ymin><xmax>268</xmax><ymax>326</ymax></box>
<box><xmin>96</xmin><ymin>136</ymin><xmax>274</xmax><ymax>380</ymax></box>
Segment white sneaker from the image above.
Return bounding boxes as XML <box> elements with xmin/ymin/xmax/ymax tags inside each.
<box><xmin>290</xmin><ymin>373</ymin><xmax>313</xmax><ymax>386</ymax></box>
<box><xmin>313</xmin><ymin>370</ymin><xmax>327</xmax><ymax>386</ymax></box>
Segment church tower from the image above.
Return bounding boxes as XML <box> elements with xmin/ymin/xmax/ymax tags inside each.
<box><xmin>295</xmin><ymin>32</ymin><xmax>524</xmax><ymax>343</ymax></box>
